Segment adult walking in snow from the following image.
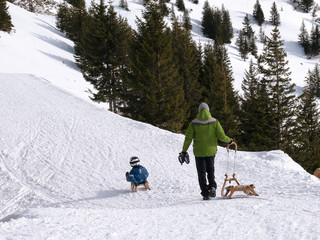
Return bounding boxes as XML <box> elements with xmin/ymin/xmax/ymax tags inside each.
<box><xmin>181</xmin><ymin>102</ymin><xmax>235</xmax><ymax>200</ymax></box>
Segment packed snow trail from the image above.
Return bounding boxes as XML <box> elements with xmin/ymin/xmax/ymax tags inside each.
<box><xmin>0</xmin><ymin>73</ymin><xmax>195</xmax><ymax>213</ymax></box>
<box><xmin>0</xmin><ymin>74</ymin><xmax>320</xmax><ymax>239</ymax></box>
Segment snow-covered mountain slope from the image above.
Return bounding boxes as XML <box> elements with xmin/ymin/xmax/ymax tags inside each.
<box><xmin>2</xmin><ymin>0</ymin><xmax>320</xmax><ymax>98</ymax></box>
<box><xmin>0</xmin><ymin>73</ymin><xmax>320</xmax><ymax>239</ymax></box>
<box><xmin>112</xmin><ymin>0</ymin><xmax>320</xmax><ymax>92</ymax></box>
<box><xmin>0</xmin><ymin>3</ymin><xmax>95</xmax><ymax>105</ymax></box>
<box><xmin>1</xmin><ymin>1</ymin><xmax>320</xmax><ymax>239</ymax></box>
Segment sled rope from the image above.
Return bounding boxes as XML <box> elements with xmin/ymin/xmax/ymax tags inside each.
<box><xmin>233</xmin><ymin>150</ymin><xmax>236</xmax><ymax>173</ymax></box>
<box><xmin>226</xmin><ymin>143</ymin><xmax>237</xmax><ymax>174</ymax></box>
<box><xmin>227</xmin><ymin>151</ymin><xmax>229</xmax><ymax>174</ymax></box>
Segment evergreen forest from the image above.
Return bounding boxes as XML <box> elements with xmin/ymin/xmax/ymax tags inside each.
<box><xmin>55</xmin><ymin>0</ymin><xmax>320</xmax><ymax>174</ymax></box>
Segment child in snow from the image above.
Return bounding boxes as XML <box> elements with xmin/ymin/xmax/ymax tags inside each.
<box><xmin>126</xmin><ymin>156</ymin><xmax>150</xmax><ymax>191</ymax></box>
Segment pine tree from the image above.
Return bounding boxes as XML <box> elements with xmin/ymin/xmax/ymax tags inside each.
<box><xmin>159</xmin><ymin>0</ymin><xmax>169</xmax><ymax>16</ymax></box>
<box><xmin>258</xmin><ymin>27</ymin><xmax>296</xmax><ymax>149</ymax></box>
<box><xmin>236</xmin><ymin>14</ymin><xmax>256</xmax><ymax>60</ymax></box>
<box><xmin>201</xmin><ymin>3</ymin><xmax>232</xmax><ymax>44</ymax></box>
<box><xmin>212</xmin><ymin>7</ymin><xmax>223</xmax><ymax>43</ymax></box>
<box><xmin>259</xmin><ymin>26</ymin><xmax>266</xmax><ymax>43</ymax></box>
<box><xmin>28</xmin><ymin>1</ymin><xmax>35</xmax><ymax>12</ymax></box>
<box><xmin>253</xmin><ymin>0</ymin><xmax>264</xmax><ymax>26</ymax></box>
<box><xmin>290</xmin><ymin>71</ymin><xmax>320</xmax><ymax>173</ymax></box>
<box><xmin>221</xmin><ymin>5</ymin><xmax>233</xmax><ymax>43</ymax></box>
<box><xmin>214</xmin><ymin>43</ymin><xmax>240</xmax><ymax>138</ymax></box>
<box><xmin>242</xmin><ymin>14</ymin><xmax>254</xmax><ymax>39</ymax></box>
<box><xmin>311</xmin><ymin>4</ymin><xmax>318</xmax><ymax>19</ymax></box>
<box><xmin>240</xmin><ymin>59</ymin><xmax>260</xmax><ymax>148</ymax></box>
<box><xmin>201</xmin><ymin>44</ymin><xmax>217</xmax><ymax>102</ymax></box>
<box><xmin>307</xmin><ymin>64</ymin><xmax>320</xmax><ymax>97</ymax></box>
<box><xmin>269</xmin><ymin>2</ymin><xmax>280</xmax><ymax>26</ymax></box>
<box><xmin>121</xmin><ymin>0</ymin><xmax>187</xmax><ymax>132</ymax></box>
<box><xmin>171</xmin><ymin>18</ymin><xmax>202</xmax><ymax>129</ymax></box>
<box><xmin>56</xmin><ymin>0</ymin><xmax>86</xmax><ymax>43</ymax></box>
<box><xmin>299</xmin><ymin>0</ymin><xmax>314</xmax><ymax>13</ymax></box>
<box><xmin>67</xmin><ymin>0</ymin><xmax>85</xmax><ymax>8</ymax></box>
<box><xmin>182</xmin><ymin>10</ymin><xmax>192</xmax><ymax>31</ymax></box>
<box><xmin>119</xmin><ymin>0</ymin><xmax>129</xmax><ymax>11</ymax></box>
<box><xmin>240</xmin><ymin>59</ymin><xmax>274</xmax><ymax>150</ymax></box>
<box><xmin>56</xmin><ymin>2</ymin><xmax>71</xmax><ymax>34</ymax></box>
<box><xmin>313</xmin><ymin>64</ymin><xmax>320</xmax><ymax>97</ymax></box>
<box><xmin>236</xmin><ymin>30</ymin><xmax>249</xmax><ymax>60</ymax></box>
<box><xmin>176</xmin><ymin>0</ymin><xmax>185</xmax><ymax>12</ymax></box>
<box><xmin>196</xmin><ymin>42</ymin><xmax>204</xmax><ymax>91</ymax></box>
<box><xmin>298</xmin><ymin>20</ymin><xmax>311</xmax><ymax>56</ymax></box>
<box><xmin>75</xmin><ymin>1</ymin><xmax>132</xmax><ymax>112</ymax></box>
<box><xmin>310</xmin><ymin>25</ymin><xmax>320</xmax><ymax>56</ymax></box>
<box><xmin>250</xmin><ymin>36</ymin><xmax>258</xmax><ymax>57</ymax></box>
<box><xmin>201</xmin><ymin>43</ymin><xmax>239</xmax><ymax>138</ymax></box>
<box><xmin>201</xmin><ymin>1</ymin><xmax>214</xmax><ymax>39</ymax></box>
<box><xmin>0</xmin><ymin>0</ymin><xmax>13</xmax><ymax>33</ymax></box>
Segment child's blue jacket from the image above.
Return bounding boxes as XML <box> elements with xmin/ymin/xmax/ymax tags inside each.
<box><xmin>126</xmin><ymin>165</ymin><xmax>149</xmax><ymax>186</ymax></box>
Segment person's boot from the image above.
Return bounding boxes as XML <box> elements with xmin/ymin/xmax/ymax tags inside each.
<box><xmin>203</xmin><ymin>195</ymin><xmax>210</xmax><ymax>200</ymax></box>
<box><xmin>209</xmin><ymin>187</ymin><xmax>216</xmax><ymax>198</ymax></box>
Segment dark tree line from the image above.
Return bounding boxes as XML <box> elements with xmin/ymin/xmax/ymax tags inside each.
<box><xmin>56</xmin><ymin>0</ymin><xmax>238</xmax><ymax>134</ymax></box>
<box><xmin>240</xmin><ymin>27</ymin><xmax>296</xmax><ymax>151</ymax></box>
<box><xmin>290</xmin><ymin>0</ymin><xmax>315</xmax><ymax>13</ymax></box>
<box><xmin>201</xmin><ymin>1</ymin><xmax>233</xmax><ymax>44</ymax></box>
<box><xmin>298</xmin><ymin>20</ymin><xmax>320</xmax><ymax>57</ymax></box>
<box><xmin>56</xmin><ymin>0</ymin><xmax>320</xmax><ymax>173</ymax></box>
<box><xmin>298</xmin><ymin>0</ymin><xmax>314</xmax><ymax>12</ymax></box>
<box><xmin>289</xmin><ymin>65</ymin><xmax>320</xmax><ymax>173</ymax></box>
<box><xmin>236</xmin><ymin>1</ymin><xmax>283</xmax><ymax>61</ymax></box>
<box><xmin>240</xmin><ymin>26</ymin><xmax>320</xmax><ymax>173</ymax></box>
<box><xmin>0</xmin><ymin>0</ymin><xmax>13</xmax><ymax>33</ymax></box>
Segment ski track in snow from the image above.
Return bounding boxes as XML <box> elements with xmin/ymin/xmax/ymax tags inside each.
<box><xmin>0</xmin><ymin>74</ymin><xmax>320</xmax><ymax>239</ymax></box>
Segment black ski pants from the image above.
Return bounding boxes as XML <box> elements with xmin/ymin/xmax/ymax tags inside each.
<box><xmin>195</xmin><ymin>156</ymin><xmax>217</xmax><ymax>197</ymax></box>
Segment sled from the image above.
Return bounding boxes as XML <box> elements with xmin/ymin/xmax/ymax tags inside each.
<box><xmin>131</xmin><ymin>182</ymin><xmax>151</xmax><ymax>192</ymax></box>
<box><xmin>221</xmin><ymin>142</ymin><xmax>259</xmax><ymax>199</ymax></box>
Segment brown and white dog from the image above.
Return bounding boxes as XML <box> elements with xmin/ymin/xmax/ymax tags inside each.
<box><xmin>225</xmin><ymin>184</ymin><xmax>259</xmax><ymax>199</ymax></box>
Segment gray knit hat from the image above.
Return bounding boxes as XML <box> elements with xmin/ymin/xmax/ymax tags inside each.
<box><xmin>198</xmin><ymin>102</ymin><xmax>209</xmax><ymax>112</ymax></box>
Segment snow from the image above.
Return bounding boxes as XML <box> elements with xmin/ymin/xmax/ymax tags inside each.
<box><xmin>0</xmin><ymin>0</ymin><xmax>320</xmax><ymax>239</ymax></box>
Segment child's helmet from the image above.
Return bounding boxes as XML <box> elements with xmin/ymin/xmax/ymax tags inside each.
<box><xmin>130</xmin><ymin>156</ymin><xmax>140</xmax><ymax>167</ymax></box>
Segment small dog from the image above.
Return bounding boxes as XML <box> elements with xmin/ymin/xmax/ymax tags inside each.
<box><xmin>225</xmin><ymin>184</ymin><xmax>259</xmax><ymax>199</ymax></box>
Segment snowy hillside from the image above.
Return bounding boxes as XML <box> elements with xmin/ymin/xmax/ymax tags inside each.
<box><xmin>1</xmin><ymin>73</ymin><xmax>320</xmax><ymax>239</ymax></box>
<box><xmin>0</xmin><ymin>0</ymin><xmax>320</xmax><ymax>239</ymax></box>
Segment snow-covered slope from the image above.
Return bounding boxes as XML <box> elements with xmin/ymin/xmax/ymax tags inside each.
<box><xmin>0</xmin><ymin>73</ymin><xmax>320</xmax><ymax>239</ymax></box>
<box><xmin>1</xmin><ymin>1</ymin><xmax>320</xmax><ymax>239</ymax></box>
<box><xmin>0</xmin><ymin>3</ymin><xmax>94</xmax><ymax>105</ymax></box>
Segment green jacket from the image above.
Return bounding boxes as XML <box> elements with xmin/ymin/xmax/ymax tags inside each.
<box><xmin>182</xmin><ymin>109</ymin><xmax>231</xmax><ymax>157</ymax></box>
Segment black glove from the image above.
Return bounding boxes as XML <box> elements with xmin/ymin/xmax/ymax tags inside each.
<box><xmin>228</xmin><ymin>138</ymin><xmax>233</xmax><ymax>145</ymax></box>
<box><xmin>125</xmin><ymin>171</ymin><xmax>129</xmax><ymax>177</ymax></box>
<box><xmin>178</xmin><ymin>152</ymin><xmax>190</xmax><ymax>165</ymax></box>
